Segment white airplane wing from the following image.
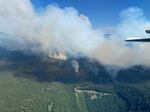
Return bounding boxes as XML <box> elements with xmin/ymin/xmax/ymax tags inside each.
<box><xmin>125</xmin><ymin>37</ymin><xmax>150</xmax><ymax>42</ymax></box>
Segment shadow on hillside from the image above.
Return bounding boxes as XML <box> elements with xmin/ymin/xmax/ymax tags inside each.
<box><xmin>116</xmin><ymin>65</ymin><xmax>150</xmax><ymax>83</ymax></box>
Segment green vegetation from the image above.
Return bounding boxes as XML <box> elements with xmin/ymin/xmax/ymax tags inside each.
<box><xmin>0</xmin><ymin>49</ymin><xmax>150</xmax><ymax>112</ymax></box>
<box><xmin>0</xmin><ymin>71</ymin><xmax>76</xmax><ymax>112</ymax></box>
<box><xmin>1</xmin><ymin>70</ymin><xmax>150</xmax><ymax>112</ymax></box>
<box><xmin>0</xmin><ymin>71</ymin><xmax>117</xmax><ymax>112</ymax></box>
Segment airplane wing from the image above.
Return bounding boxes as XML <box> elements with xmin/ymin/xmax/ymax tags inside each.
<box><xmin>125</xmin><ymin>37</ymin><xmax>150</xmax><ymax>42</ymax></box>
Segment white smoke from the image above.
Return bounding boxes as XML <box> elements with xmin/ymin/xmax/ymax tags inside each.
<box><xmin>0</xmin><ymin>0</ymin><xmax>150</xmax><ymax>67</ymax></box>
<box><xmin>89</xmin><ymin>7</ymin><xmax>150</xmax><ymax>67</ymax></box>
<box><xmin>71</xmin><ymin>60</ymin><xmax>79</xmax><ymax>73</ymax></box>
<box><xmin>0</xmin><ymin>0</ymin><xmax>102</xmax><ymax>56</ymax></box>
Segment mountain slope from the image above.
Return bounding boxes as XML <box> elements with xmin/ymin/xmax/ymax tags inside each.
<box><xmin>0</xmin><ymin>48</ymin><xmax>150</xmax><ymax>112</ymax></box>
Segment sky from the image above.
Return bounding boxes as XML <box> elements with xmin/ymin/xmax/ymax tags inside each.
<box><xmin>31</xmin><ymin>0</ymin><xmax>150</xmax><ymax>27</ymax></box>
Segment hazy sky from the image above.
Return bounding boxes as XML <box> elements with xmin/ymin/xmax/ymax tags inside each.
<box><xmin>31</xmin><ymin>0</ymin><xmax>150</xmax><ymax>27</ymax></box>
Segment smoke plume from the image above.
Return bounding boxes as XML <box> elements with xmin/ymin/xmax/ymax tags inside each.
<box><xmin>0</xmin><ymin>0</ymin><xmax>150</xmax><ymax>67</ymax></box>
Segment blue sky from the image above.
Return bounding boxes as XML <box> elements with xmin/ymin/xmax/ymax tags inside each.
<box><xmin>31</xmin><ymin>0</ymin><xmax>150</xmax><ymax>27</ymax></box>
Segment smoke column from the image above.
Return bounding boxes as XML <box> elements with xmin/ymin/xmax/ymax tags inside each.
<box><xmin>0</xmin><ymin>0</ymin><xmax>150</xmax><ymax>67</ymax></box>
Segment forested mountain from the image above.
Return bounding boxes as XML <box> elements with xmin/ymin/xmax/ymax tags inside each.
<box><xmin>0</xmin><ymin>48</ymin><xmax>150</xmax><ymax>112</ymax></box>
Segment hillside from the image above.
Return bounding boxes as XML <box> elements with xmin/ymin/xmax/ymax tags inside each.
<box><xmin>0</xmin><ymin>48</ymin><xmax>150</xmax><ymax>112</ymax></box>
